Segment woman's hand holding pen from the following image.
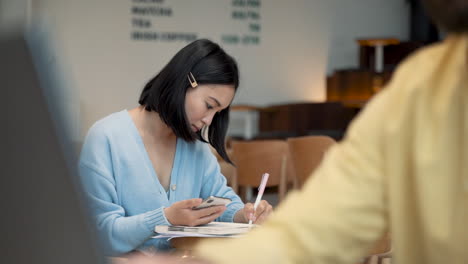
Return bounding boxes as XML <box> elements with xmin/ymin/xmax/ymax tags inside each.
<box><xmin>164</xmin><ymin>198</ymin><xmax>226</xmax><ymax>226</ymax></box>
<box><xmin>234</xmin><ymin>200</ymin><xmax>273</xmax><ymax>224</ymax></box>
<box><xmin>234</xmin><ymin>173</ymin><xmax>273</xmax><ymax>224</ymax></box>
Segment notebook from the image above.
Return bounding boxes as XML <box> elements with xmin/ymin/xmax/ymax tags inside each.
<box><xmin>154</xmin><ymin>222</ymin><xmax>256</xmax><ymax>238</ymax></box>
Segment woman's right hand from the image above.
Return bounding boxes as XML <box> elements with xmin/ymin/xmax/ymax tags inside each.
<box><xmin>164</xmin><ymin>198</ymin><xmax>226</xmax><ymax>226</ymax></box>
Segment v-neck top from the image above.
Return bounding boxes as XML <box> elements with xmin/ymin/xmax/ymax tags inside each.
<box><xmin>78</xmin><ymin>110</ymin><xmax>243</xmax><ymax>255</ymax></box>
<box><xmin>126</xmin><ymin>111</ymin><xmax>180</xmax><ymax>196</ymax></box>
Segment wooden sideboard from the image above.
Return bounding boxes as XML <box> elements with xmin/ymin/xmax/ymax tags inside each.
<box><xmin>255</xmin><ymin>102</ymin><xmax>357</xmax><ymax>141</ymax></box>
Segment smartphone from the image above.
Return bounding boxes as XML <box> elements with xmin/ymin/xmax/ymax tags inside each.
<box><xmin>192</xmin><ymin>196</ymin><xmax>232</xmax><ymax>210</ymax></box>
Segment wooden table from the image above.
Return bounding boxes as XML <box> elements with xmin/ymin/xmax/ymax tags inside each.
<box><xmin>170</xmin><ymin>236</ymin><xmax>231</xmax><ymax>251</ymax></box>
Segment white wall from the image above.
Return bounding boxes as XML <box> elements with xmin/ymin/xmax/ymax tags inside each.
<box><xmin>0</xmin><ymin>0</ymin><xmax>28</xmax><ymax>33</ymax></box>
<box><xmin>28</xmin><ymin>0</ymin><xmax>409</xmax><ymax>141</ymax></box>
<box><xmin>328</xmin><ymin>0</ymin><xmax>409</xmax><ymax>73</ymax></box>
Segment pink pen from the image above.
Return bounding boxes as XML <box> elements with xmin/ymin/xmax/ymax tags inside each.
<box><xmin>249</xmin><ymin>173</ymin><xmax>270</xmax><ymax>225</ymax></box>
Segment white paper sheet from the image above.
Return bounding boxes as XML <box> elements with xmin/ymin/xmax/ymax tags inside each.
<box><xmin>152</xmin><ymin>222</ymin><xmax>257</xmax><ymax>239</ymax></box>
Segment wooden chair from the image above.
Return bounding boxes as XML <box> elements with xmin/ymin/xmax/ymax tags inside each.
<box><xmin>287</xmin><ymin>135</ymin><xmax>336</xmax><ymax>188</ymax></box>
<box><xmin>231</xmin><ymin>140</ymin><xmax>290</xmax><ymax>202</ymax></box>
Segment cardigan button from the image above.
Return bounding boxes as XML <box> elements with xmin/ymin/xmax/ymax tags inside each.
<box><xmin>171</xmin><ymin>184</ymin><xmax>177</xmax><ymax>191</ymax></box>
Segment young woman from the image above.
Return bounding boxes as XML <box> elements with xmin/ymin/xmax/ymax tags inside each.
<box><xmin>78</xmin><ymin>39</ymin><xmax>272</xmax><ymax>255</ymax></box>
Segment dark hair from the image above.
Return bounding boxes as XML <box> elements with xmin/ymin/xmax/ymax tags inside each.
<box><xmin>138</xmin><ymin>39</ymin><xmax>239</xmax><ymax>164</ymax></box>
<box><xmin>422</xmin><ymin>0</ymin><xmax>468</xmax><ymax>33</ymax></box>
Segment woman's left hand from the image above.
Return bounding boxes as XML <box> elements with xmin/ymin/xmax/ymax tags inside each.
<box><xmin>234</xmin><ymin>200</ymin><xmax>273</xmax><ymax>224</ymax></box>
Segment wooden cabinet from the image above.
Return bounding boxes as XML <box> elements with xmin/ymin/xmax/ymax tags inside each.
<box><xmin>256</xmin><ymin>102</ymin><xmax>357</xmax><ymax>141</ymax></box>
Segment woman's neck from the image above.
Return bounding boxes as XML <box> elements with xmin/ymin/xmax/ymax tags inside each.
<box><xmin>129</xmin><ymin>106</ymin><xmax>175</xmax><ymax>141</ymax></box>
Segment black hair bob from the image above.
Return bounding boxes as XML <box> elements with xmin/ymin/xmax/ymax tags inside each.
<box><xmin>138</xmin><ymin>39</ymin><xmax>239</xmax><ymax>164</ymax></box>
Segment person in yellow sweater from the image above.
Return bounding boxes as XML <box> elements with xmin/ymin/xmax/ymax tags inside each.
<box><xmin>125</xmin><ymin>0</ymin><xmax>468</xmax><ymax>263</ymax></box>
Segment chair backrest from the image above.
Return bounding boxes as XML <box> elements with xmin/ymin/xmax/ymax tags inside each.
<box><xmin>231</xmin><ymin>140</ymin><xmax>290</xmax><ymax>201</ymax></box>
<box><xmin>287</xmin><ymin>135</ymin><xmax>336</xmax><ymax>187</ymax></box>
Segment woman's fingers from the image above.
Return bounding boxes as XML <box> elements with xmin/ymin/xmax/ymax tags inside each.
<box><xmin>254</xmin><ymin>202</ymin><xmax>273</xmax><ymax>224</ymax></box>
<box><xmin>247</xmin><ymin>200</ymin><xmax>273</xmax><ymax>224</ymax></box>
<box><xmin>173</xmin><ymin>198</ymin><xmax>203</xmax><ymax>209</ymax></box>
<box><xmin>194</xmin><ymin>207</ymin><xmax>226</xmax><ymax>226</ymax></box>
<box><xmin>193</xmin><ymin>205</ymin><xmax>226</xmax><ymax>218</ymax></box>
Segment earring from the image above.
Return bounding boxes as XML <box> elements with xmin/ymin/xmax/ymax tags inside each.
<box><xmin>188</xmin><ymin>72</ymin><xmax>198</xmax><ymax>88</ymax></box>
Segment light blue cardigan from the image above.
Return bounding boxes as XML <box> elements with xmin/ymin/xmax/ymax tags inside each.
<box><xmin>78</xmin><ymin>110</ymin><xmax>243</xmax><ymax>255</ymax></box>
